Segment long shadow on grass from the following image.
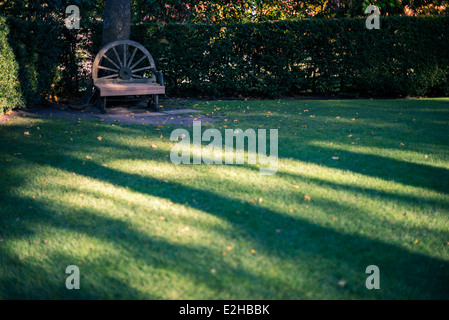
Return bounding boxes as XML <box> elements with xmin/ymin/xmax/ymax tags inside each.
<box><xmin>5</xmin><ymin>156</ymin><xmax>449</xmax><ymax>298</ymax></box>
<box><xmin>1</xmin><ymin>122</ymin><xmax>449</xmax><ymax>299</ymax></box>
<box><xmin>280</xmin><ymin>144</ymin><xmax>449</xmax><ymax>195</ymax></box>
<box><xmin>0</xmin><ymin>195</ymin><xmax>288</xmax><ymax>299</ymax></box>
<box><xmin>0</xmin><ymin>246</ymin><xmax>145</xmax><ymax>300</ymax></box>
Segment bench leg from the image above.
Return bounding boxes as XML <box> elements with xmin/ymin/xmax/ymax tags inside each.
<box><xmin>148</xmin><ymin>95</ymin><xmax>159</xmax><ymax>111</ymax></box>
<box><xmin>97</xmin><ymin>97</ymin><xmax>107</xmax><ymax>114</ymax></box>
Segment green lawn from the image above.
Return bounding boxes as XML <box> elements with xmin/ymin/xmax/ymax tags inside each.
<box><xmin>1</xmin><ymin>98</ymin><xmax>449</xmax><ymax>299</ymax></box>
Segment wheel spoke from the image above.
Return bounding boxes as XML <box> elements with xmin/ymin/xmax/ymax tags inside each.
<box><xmin>103</xmin><ymin>54</ymin><xmax>120</xmax><ymax>70</ymax></box>
<box><xmin>127</xmin><ymin>47</ymin><xmax>138</xmax><ymax>67</ymax></box>
<box><xmin>97</xmin><ymin>65</ymin><xmax>119</xmax><ymax>73</ymax></box>
<box><xmin>130</xmin><ymin>55</ymin><xmax>146</xmax><ymax>70</ymax></box>
<box><xmin>100</xmin><ymin>74</ymin><xmax>119</xmax><ymax>79</ymax></box>
<box><xmin>123</xmin><ymin>44</ymin><xmax>127</xmax><ymax>69</ymax></box>
<box><xmin>132</xmin><ymin>74</ymin><xmax>144</xmax><ymax>78</ymax></box>
<box><xmin>112</xmin><ymin>46</ymin><xmax>123</xmax><ymax>67</ymax></box>
<box><xmin>132</xmin><ymin>66</ymin><xmax>152</xmax><ymax>73</ymax></box>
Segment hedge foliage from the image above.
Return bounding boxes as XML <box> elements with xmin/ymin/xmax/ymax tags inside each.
<box><xmin>131</xmin><ymin>16</ymin><xmax>449</xmax><ymax>98</ymax></box>
<box><xmin>0</xmin><ymin>16</ymin><xmax>23</xmax><ymax>114</ymax></box>
<box><xmin>6</xmin><ymin>18</ymin><xmax>65</xmax><ymax>106</ymax></box>
<box><xmin>1</xmin><ymin>15</ymin><xmax>449</xmax><ymax>114</ymax></box>
<box><xmin>0</xmin><ymin>16</ymin><xmax>70</xmax><ymax>113</ymax></box>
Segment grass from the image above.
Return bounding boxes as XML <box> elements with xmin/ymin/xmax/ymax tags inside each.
<box><xmin>0</xmin><ymin>98</ymin><xmax>448</xmax><ymax>299</ymax></box>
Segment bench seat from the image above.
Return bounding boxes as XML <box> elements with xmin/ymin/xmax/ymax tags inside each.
<box><xmin>95</xmin><ymin>83</ymin><xmax>165</xmax><ymax>97</ymax></box>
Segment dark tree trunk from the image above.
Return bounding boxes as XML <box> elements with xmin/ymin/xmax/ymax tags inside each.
<box><xmin>102</xmin><ymin>0</ymin><xmax>131</xmax><ymax>46</ymax></box>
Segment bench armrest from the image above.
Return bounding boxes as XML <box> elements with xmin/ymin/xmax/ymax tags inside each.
<box><xmin>151</xmin><ymin>68</ymin><xmax>164</xmax><ymax>86</ymax></box>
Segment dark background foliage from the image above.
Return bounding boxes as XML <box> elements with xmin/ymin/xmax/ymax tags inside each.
<box><xmin>0</xmin><ymin>2</ymin><xmax>448</xmax><ymax>111</ymax></box>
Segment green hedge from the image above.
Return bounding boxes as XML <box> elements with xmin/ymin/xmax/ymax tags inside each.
<box><xmin>6</xmin><ymin>18</ymin><xmax>64</xmax><ymax>106</ymax></box>
<box><xmin>0</xmin><ymin>16</ymin><xmax>23</xmax><ymax>114</ymax></box>
<box><xmin>0</xmin><ymin>16</ymin><xmax>68</xmax><ymax>114</ymax></box>
<box><xmin>2</xmin><ymin>15</ymin><xmax>449</xmax><ymax>114</ymax></box>
<box><xmin>131</xmin><ymin>16</ymin><xmax>449</xmax><ymax>98</ymax></box>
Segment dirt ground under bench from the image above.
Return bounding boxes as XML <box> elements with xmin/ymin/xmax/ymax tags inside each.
<box><xmin>0</xmin><ymin>102</ymin><xmax>220</xmax><ymax>126</ymax></box>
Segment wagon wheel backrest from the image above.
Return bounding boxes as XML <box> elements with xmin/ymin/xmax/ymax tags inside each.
<box><xmin>92</xmin><ymin>40</ymin><xmax>157</xmax><ymax>85</ymax></box>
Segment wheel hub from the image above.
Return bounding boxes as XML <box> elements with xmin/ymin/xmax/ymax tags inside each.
<box><xmin>119</xmin><ymin>67</ymin><xmax>132</xmax><ymax>80</ymax></box>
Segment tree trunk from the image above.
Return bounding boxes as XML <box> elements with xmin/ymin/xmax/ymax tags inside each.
<box><xmin>102</xmin><ymin>0</ymin><xmax>131</xmax><ymax>46</ymax></box>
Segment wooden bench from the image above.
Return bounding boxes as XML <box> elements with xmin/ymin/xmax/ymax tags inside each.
<box><xmin>92</xmin><ymin>40</ymin><xmax>165</xmax><ymax>113</ymax></box>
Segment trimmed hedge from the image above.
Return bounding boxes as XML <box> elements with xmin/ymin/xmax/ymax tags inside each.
<box><xmin>2</xmin><ymin>15</ymin><xmax>449</xmax><ymax>114</ymax></box>
<box><xmin>6</xmin><ymin>18</ymin><xmax>64</xmax><ymax>106</ymax></box>
<box><xmin>0</xmin><ymin>16</ymin><xmax>23</xmax><ymax>114</ymax></box>
<box><xmin>131</xmin><ymin>16</ymin><xmax>449</xmax><ymax>98</ymax></box>
<box><xmin>0</xmin><ymin>16</ymin><xmax>67</xmax><ymax>114</ymax></box>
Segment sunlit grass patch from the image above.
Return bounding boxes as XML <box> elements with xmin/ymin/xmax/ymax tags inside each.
<box><xmin>1</xmin><ymin>98</ymin><xmax>448</xmax><ymax>299</ymax></box>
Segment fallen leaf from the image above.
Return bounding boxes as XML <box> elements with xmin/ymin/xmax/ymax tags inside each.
<box><xmin>97</xmin><ymin>136</ymin><xmax>102</xmax><ymax>141</ymax></box>
<box><xmin>24</xmin><ymin>131</ymin><xmax>30</xmax><ymax>135</ymax></box>
<box><xmin>292</xmin><ymin>185</ymin><xmax>299</xmax><ymax>189</ymax></box>
<box><xmin>152</xmin><ymin>144</ymin><xmax>158</xmax><ymax>149</ymax></box>
<box><xmin>210</xmin><ymin>269</ymin><xmax>216</xmax><ymax>274</ymax></box>
<box><xmin>258</xmin><ymin>197</ymin><xmax>263</xmax><ymax>203</ymax></box>
<box><xmin>304</xmin><ymin>195</ymin><xmax>311</xmax><ymax>201</ymax></box>
<box><xmin>86</xmin><ymin>156</ymin><xmax>92</xmax><ymax>159</ymax></box>
<box><xmin>250</xmin><ymin>249</ymin><xmax>256</xmax><ymax>254</ymax></box>
<box><xmin>338</xmin><ymin>280</ymin><xmax>346</xmax><ymax>288</ymax></box>
<box><xmin>332</xmin><ymin>217</ymin><xmax>339</xmax><ymax>221</ymax></box>
<box><xmin>414</xmin><ymin>239</ymin><xmax>419</xmax><ymax>245</ymax></box>
<box><xmin>226</xmin><ymin>246</ymin><xmax>233</xmax><ymax>251</ymax></box>
<box><xmin>332</xmin><ymin>157</ymin><xmax>339</xmax><ymax>160</ymax></box>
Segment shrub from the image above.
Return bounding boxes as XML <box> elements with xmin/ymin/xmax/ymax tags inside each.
<box><xmin>131</xmin><ymin>16</ymin><xmax>449</xmax><ymax>98</ymax></box>
<box><xmin>6</xmin><ymin>18</ymin><xmax>63</xmax><ymax>107</ymax></box>
<box><xmin>0</xmin><ymin>16</ymin><xmax>23</xmax><ymax>114</ymax></box>
<box><xmin>2</xmin><ymin>15</ymin><xmax>448</xmax><ymax>115</ymax></box>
